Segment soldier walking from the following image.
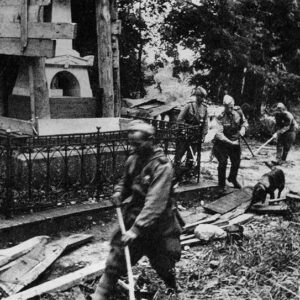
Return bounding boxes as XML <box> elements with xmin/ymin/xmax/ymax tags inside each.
<box><xmin>90</xmin><ymin>120</ymin><xmax>182</xmax><ymax>300</ymax></box>
<box><xmin>272</xmin><ymin>102</ymin><xmax>298</xmax><ymax>165</ymax></box>
<box><xmin>175</xmin><ymin>87</ymin><xmax>208</xmax><ymax>173</ymax></box>
<box><xmin>213</xmin><ymin>95</ymin><xmax>248</xmax><ymax>189</ymax></box>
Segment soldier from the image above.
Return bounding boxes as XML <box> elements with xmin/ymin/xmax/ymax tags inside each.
<box><xmin>213</xmin><ymin>95</ymin><xmax>248</xmax><ymax>189</ymax></box>
<box><xmin>272</xmin><ymin>103</ymin><xmax>298</xmax><ymax>165</ymax></box>
<box><xmin>175</xmin><ymin>86</ymin><xmax>208</xmax><ymax>170</ymax></box>
<box><xmin>90</xmin><ymin>120</ymin><xmax>182</xmax><ymax>300</ymax></box>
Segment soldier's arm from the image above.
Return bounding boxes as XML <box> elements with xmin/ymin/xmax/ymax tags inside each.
<box><xmin>177</xmin><ymin>105</ymin><xmax>188</xmax><ymax>123</ymax></box>
<box><xmin>214</xmin><ymin>115</ymin><xmax>238</xmax><ymax>145</ymax></box>
<box><xmin>129</xmin><ymin>161</ymin><xmax>173</xmax><ymax>236</ymax></box>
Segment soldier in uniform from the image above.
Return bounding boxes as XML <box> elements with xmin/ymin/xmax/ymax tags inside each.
<box><xmin>90</xmin><ymin>120</ymin><xmax>182</xmax><ymax>300</ymax></box>
<box><xmin>272</xmin><ymin>103</ymin><xmax>298</xmax><ymax>165</ymax></box>
<box><xmin>213</xmin><ymin>95</ymin><xmax>248</xmax><ymax>189</ymax></box>
<box><xmin>175</xmin><ymin>86</ymin><xmax>208</xmax><ymax>170</ymax></box>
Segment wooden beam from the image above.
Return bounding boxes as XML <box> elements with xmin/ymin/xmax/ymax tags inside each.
<box><xmin>20</xmin><ymin>0</ymin><xmax>28</xmax><ymax>50</ymax></box>
<box><xmin>0</xmin><ymin>116</ymin><xmax>34</xmax><ymax>135</ymax></box>
<box><xmin>5</xmin><ymin>262</ymin><xmax>106</xmax><ymax>300</ymax></box>
<box><xmin>0</xmin><ymin>234</ymin><xmax>94</xmax><ymax>295</ymax></box>
<box><xmin>0</xmin><ymin>236</ymin><xmax>49</xmax><ymax>269</ymax></box>
<box><xmin>0</xmin><ymin>38</ymin><xmax>55</xmax><ymax>57</ymax></box>
<box><xmin>96</xmin><ymin>0</ymin><xmax>114</xmax><ymax>117</ymax></box>
<box><xmin>111</xmin><ymin>0</ymin><xmax>121</xmax><ymax>117</ymax></box>
<box><xmin>0</xmin><ymin>0</ymin><xmax>51</xmax><ymax>6</ymax></box>
<box><xmin>0</xmin><ymin>22</ymin><xmax>77</xmax><ymax>39</ymax></box>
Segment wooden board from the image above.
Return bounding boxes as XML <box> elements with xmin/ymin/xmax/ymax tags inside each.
<box><xmin>183</xmin><ymin>213</ymin><xmax>221</xmax><ymax>233</ymax></box>
<box><xmin>0</xmin><ymin>116</ymin><xmax>34</xmax><ymax>135</ymax></box>
<box><xmin>203</xmin><ymin>187</ymin><xmax>253</xmax><ymax>214</ymax></box>
<box><xmin>0</xmin><ymin>236</ymin><xmax>49</xmax><ymax>269</ymax></box>
<box><xmin>250</xmin><ymin>203</ymin><xmax>289</xmax><ymax>214</ymax></box>
<box><xmin>0</xmin><ymin>38</ymin><xmax>55</xmax><ymax>57</ymax></box>
<box><xmin>0</xmin><ymin>22</ymin><xmax>77</xmax><ymax>39</ymax></box>
<box><xmin>0</xmin><ymin>234</ymin><xmax>93</xmax><ymax>295</ymax></box>
<box><xmin>5</xmin><ymin>262</ymin><xmax>106</xmax><ymax>300</ymax></box>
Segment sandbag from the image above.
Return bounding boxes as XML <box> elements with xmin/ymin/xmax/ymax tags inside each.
<box><xmin>194</xmin><ymin>224</ymin><xmax>227</xmax><ymax>241</ymax></box>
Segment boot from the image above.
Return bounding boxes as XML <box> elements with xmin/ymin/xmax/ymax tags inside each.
<box><xmin>227</xmin><ymin>177</ymin><xmax>242</xmax><ymax>189</ymax></box>
<box><xmin>89</xmin><ymin>273</ymin><xmax>115</xmax><ymax>300</ymax></box>
<box><xmin>89</xmin><ymin>286</ymin><xmax>109</xmax><ymax>300</ymax></box>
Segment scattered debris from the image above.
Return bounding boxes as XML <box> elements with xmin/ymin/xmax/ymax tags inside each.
<box><xmin>5</xmin><ymin>262</ymin><xmax>106</xmax><ymax>300</ymax></box>
<box><xmin>0</xmin><ymin>236</ymin><xmax>49</xmax><ymax>269</ymax></box>
<box><xmin>0</xmin><ymin>234</ymin><xmax>93</xmax><ymax>296</ymax></box>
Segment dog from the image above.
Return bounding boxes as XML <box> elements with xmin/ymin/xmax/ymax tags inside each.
<box><xmin>252</xmin><ymin>167</ymin><xmax>285</xmax><ymax>204</ymax></box>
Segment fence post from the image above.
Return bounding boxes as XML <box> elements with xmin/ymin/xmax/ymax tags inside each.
<box><xmin>4</xmin><ymin>130</ymin><xmax>13</xmax><ymax>219</ymax></box>
<box><xmin>96</xmin><ymin>127</ymin><xmax>102</xmax><ymax>201</ymax></box>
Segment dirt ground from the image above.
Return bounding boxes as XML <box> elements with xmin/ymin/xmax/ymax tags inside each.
<box><xmin>41</xmin><ymin>142</ymin><xmax>300</xmax><ymax>300</ymax></box>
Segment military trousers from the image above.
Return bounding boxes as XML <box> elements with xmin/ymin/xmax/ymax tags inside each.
<box><xmin>100</xmin><ymin>229</ymin><xmax>181</xmax><ymax>293</ymax></box>
<box><xmin>213</xmin><ymin>140</ymin><xmax>241</xmax><ymax>187</ymax></box>
<box><xmin>276</xmin><ymin>131</ymin><xmax>296</xmax><ymax>161</ymax></box>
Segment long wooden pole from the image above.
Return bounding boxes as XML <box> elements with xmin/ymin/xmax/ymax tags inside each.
<box><xmin>116</xmin><ymin>207</ymin><xmax>135</xmax><ymax>300</ymax></box>
<box><xmin>96</xmin><ymin>0</ymin><xmax>114</xmax><ymax>117</ymax></box>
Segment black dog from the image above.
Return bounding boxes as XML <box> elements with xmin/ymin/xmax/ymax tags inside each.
<box><xmin>252</xmin><ymin>167</ymin><xmax>285</xmax><ymax>204</ymax></box>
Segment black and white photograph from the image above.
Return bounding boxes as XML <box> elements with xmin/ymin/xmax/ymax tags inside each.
<box><xmin>0</xmin><ymin>0</ymin><xmax>299</xmax><ymax>299</ymax></box>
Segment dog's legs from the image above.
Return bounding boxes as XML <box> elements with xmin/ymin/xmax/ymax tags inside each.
<box><xmin>270</xmin><ymin>191</ymin><xmax>275</xmax><ymax>199</ymax></box>
<box><xmin>278</xmin><ymin>186</ymin><xmax>284</xmax><ymax>198</ymax></box>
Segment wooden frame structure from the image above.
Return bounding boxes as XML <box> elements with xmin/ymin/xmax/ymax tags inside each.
<box><xmin>0</xmin><ymin>0</ymin><xmax>121</xmax><ymax>135</ymax></box>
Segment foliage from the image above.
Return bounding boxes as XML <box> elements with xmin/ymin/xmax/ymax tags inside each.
<box><xmin>159</xmin><ymin>0</ymin><xmax>300</xmax><ymax>112</ymax></box>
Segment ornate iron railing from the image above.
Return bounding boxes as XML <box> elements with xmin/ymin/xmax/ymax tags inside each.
<box><xmin>0</xmin><ymin>120</ymin><xmax>202</xmax><ymax>217</ymax></box>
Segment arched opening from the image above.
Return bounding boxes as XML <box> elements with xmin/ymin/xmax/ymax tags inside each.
<box><xmin>50</xmin><ymin>71</ymin><xmax>80</xmax><ymax>97</ymax></box>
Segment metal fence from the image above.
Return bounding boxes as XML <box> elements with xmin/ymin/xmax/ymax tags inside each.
<box><xmin>0</xmin><ymin>119</ymin><xmax>202</xmax><ymax>217</ymax></box>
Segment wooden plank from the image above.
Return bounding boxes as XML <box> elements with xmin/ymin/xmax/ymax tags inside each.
<box><xmin>5</xmin><ymin>262</ymin><xmax>106</xmax><ymax>300</ymax></box>
<box><xmin>0</xmin><ymin>116</ymin><xmax>33</xmax><ymax>135</ymax></box>
<box><xmin>0</xmin><ymin>236</ymin><xmax>49</xmax><ymax>269</ymax></box>
<box><xmin>181</xmin><ymin>238</ymin><xmax>201</xmax><ymax>247</ymax></box>
<box><xmin>0</xmin><ymin>0</ymin><xmax>51</xmax><ymax>6</ymax></box>
<box><xmin>228</xmin><ymin>213</ymin><xmax>254</xmax><ymax>226</ymax></box>
<box><xmin>0</xmin><ymin>22</ymin><xmax>77</xmax><ymax>39</ymax></box>
<box><xmin>250</xmin><ymin>203</ymin><xmax>289</xmax><ymax>214</ymax></box>
<box><xmin>0</xmin><ymin>234</ymin><xmax>93</xmax><ymax>295</ymax></box>
<box><xmin>0</xmin><ymin>38</ymin><xmax>55</xmax><ymax>57</ymax></box>
<box><xmin>183</xmin><ymin>214</ymin><xmax>221</xmax><ymax>233</ymax></box>
<box><xmin>203</xmin><ymin>187</ymin><xmax>253</xmax><ymax>214</ymax></box>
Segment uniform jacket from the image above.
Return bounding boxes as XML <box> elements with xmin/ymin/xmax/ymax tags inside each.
<box><xmin>177</xmin><ymin>102</ymin><xmax>208</xmax><ymax>136</ymax></box>
<box><xmin>115</xmin><ymin>147</ymin><xmax>182</xmax><ymax>238</ymax></box>
<box><xmin>275</xmin><ymin>111</ymin><xmax>297</xmax><ymax>134</ymax></box>
<box><xmin>215</xmin><ymin>106</ymin><xmax>248</xmax><ymax>142</ymax></box>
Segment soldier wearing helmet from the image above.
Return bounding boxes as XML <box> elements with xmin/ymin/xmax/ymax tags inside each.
<box><xmin>212</xmin><ymin>95</ymin><xmax>248</xmax><ymax>189</ymax></box>
<box><xmin>272</xmin><ymin>103</ymin><xmax>298</xmax><ymax>165</ymax></box>
<box><xmin>175</xmin><ymin>86</ymin><xmax>209</xmax><ymax>172</ymax></box>
<box><xmin>90</xmin><ymin>120</ymin><xmax>182</xmax><ymax>300</ymax></box>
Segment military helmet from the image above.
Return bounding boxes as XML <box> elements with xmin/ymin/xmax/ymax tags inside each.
<box><xmin>127</xmin><ymin>120</ymin><xmax>155</xmax><ymax>136</ymax></box>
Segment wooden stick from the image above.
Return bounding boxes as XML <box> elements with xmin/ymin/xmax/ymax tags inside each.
<box><xmin>254</xmin><ymin>136</ymin><xmax>275</xmax><ymax>156</ymax></box>
<box><xmin>116</xmin><ymin>207</ymin><xmax>135</xmax><ymax>300</ymax></box>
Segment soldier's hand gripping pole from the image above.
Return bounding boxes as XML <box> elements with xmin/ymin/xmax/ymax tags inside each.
<box><xmin>116</xmin><ymin>207</ymin><xmax>135</xmax><ymax>300</ymax></box>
